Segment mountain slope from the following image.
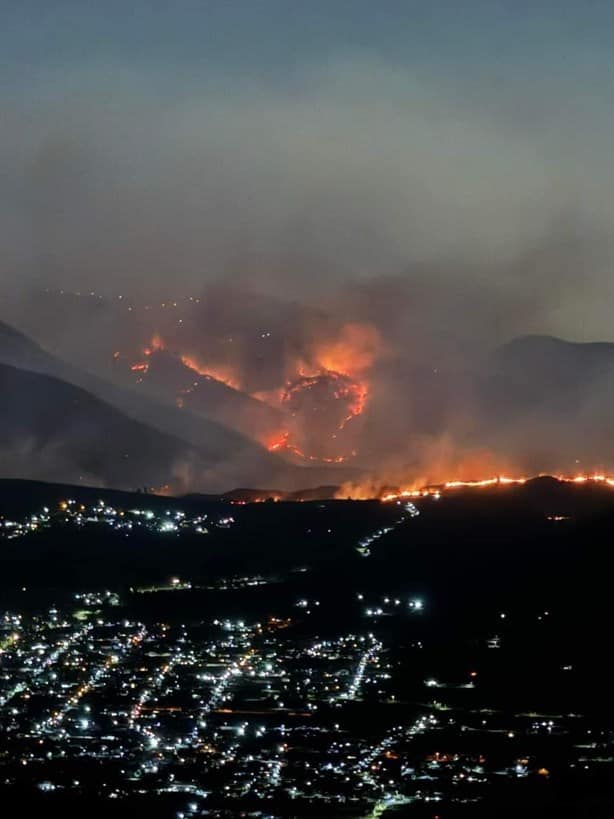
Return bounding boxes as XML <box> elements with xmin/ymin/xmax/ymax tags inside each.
<box><xmin>0</xmin><ymin>361</ymin><xmax>201</xmax><ymax>489</ymax></box>
<box><xmin>119</xmin><ymin>347</ymin><xmax>285</xmax><ymax>441</ymax></box>
<box><xmin>0</xmin><ymin>319</ymin><xmax>264</xmax><ymax>459</ymax></box>
<box><xmin>472</xmin><ymin>335</ymin><xmax>614</xmax><ymax>471</ymax></box>
<box><xmin>0</xmin><ymin>321</ymin><xmax>358</xmax><ymax>491</ymax></box>
<box><xmin>491</xmin><ymin>335</ymin><xmax>614</xmax><ymax>408</ymax></box>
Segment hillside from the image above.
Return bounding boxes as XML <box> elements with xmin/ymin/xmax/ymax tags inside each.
<box><xmin>469</xmin><ymin>335</ymin><xmax>614</xmax><ymax>472</ymax></box>
<box><xmin>0</xmin><ymin>361</ymin><xmax>212</xmax><ymax>490</ymax></box>
<box><xmin>0</xmin><ymin>320</ymin><xmax>271</xmax><ymax>458</ymax></box>
<box><xmin>0</xmin><ymin>321</ymin><xmax>358</xmax><ymax>491</ymax></box>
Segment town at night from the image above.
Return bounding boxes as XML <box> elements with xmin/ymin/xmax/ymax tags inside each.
<box><xmin>0</xmin><ymin>478</ymin><xmax>613</xmax><ymax>816</ymax></box>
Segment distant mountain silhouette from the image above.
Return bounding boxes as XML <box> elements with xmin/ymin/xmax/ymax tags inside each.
<box><xmin>472</xmin><ymin>335</ymin><xmax>614</xmax><ymax>472</ymax></box>
<box><xmin>0</xmin><ymin>361</ymin><xmax>203</xmax><ymax>489</ymax></box>
<box><xmin>0</xmin><ymin>321</ymin><xmax>357</xmax><ymax>491</ymax></box>
<box><xmin>489</xmin><ymin>334</ymin><xmax>614</xmax><ymax>410</ymax></box>
<box><xmin>0</xmin><ymin>319</ymin><xmax>271</xmax><ymax>454</ymax></box>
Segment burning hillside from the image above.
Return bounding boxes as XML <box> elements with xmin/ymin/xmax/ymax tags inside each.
<box><xmin>282</xmin><ymin>370</ymin><xmax>367</xmax><ymax>430</ymax></box>
<box><xmin>123</xmin><ymin>321</ymin><xmax>379</xmax><ymax>465</ymax></box>
<box><xmin>265</xmin><ymin>369</ymin><xmax>368</xmax><ymax>463</ymax></box>
<box><xmin>341</xmin><ymin>472</ymin><xmax>614</xmax><ymax>502</ymax></box>
<box><xmin>25</xmin><ymin>280</ymin><xmax>614</xmax><ymax>492</ymax></box>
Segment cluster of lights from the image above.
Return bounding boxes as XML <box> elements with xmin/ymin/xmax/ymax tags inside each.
<box><xmin>356</xmin><ymin>502</ymin><xmax>417</xmax><ymax>557</ymax></box>
<box><xmin>0</xmin><ymin>578</ymin><xmax>599</xmax><ymax>813</ymax></box>
<box><xmin>0</xmin><ymin>499</ymin><xmax>236</xmax><ymax>545</ymax></box>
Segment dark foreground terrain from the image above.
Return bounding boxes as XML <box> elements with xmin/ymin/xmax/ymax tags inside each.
<box><xmin>0</xmin><ymin>477</ymin><xmax>613</xmax><ymax>817</ymax></box>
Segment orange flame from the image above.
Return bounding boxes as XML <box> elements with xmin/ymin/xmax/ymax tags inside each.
<box><xmin>267</xmin><ymin>430</ymin><xmax>291</xmax><ymax>452</ymax></box>
<box><xmin>129</xmin><ymin>322</ymin><xmax>380</xmax><ymax>464</ymax></box>
<box><xmin>266</xmin><ymin>367</ymin><xmax>367</xmax><ymax>463</ymax></box>
<box><xmin>310</xmin><ymin>322</ymin><xmax>382</xmax><ymax>376</ymax></box>
<box><xmin>144</xmin><ymin>334</ymin><xmax>164</xmax><ymax>356</ymax></box>
<box><xmin>334</xmin><ymin>377</ymin><xmax>368</xmax><ymax>428</ymax></box>
<box><xmin>265</xmin><ymin>429</ymin><xmax>349</xmax><ymax>463</ymax></box>
<box><xmin>369</xmin><ymin>472</ymin><xmax>614</xmax><ymax>502</ymax></box>
<box><xmin>179</xmin><ymin>354</ymin><xmax>241</xmax><ymax>390</ymax></box>
<box><xmin>283</xmin><ymin>370</ymin><xmax>368</xmax><ymax>431</ymax></box>
<box><xmin>131</xmin><ymin>334</ymin><xmax>242</xmax><ymax>390</ymax></box>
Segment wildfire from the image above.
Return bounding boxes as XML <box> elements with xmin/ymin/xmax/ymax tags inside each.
<box><xmin>260</xmin><ymin>324</ymin><xmax>380</xmax><ymax>462</ymax></box>
<box><xmin>265</xmin><ymin>430</ymin><xmax>349</xmax><ymax>463</ymax></box>
<box><xmin>178</xmin><ymin>354</ymin><xmax>241</xmax><ymax>390</ymax></box>
<box><xmin>130</xmin><ymin>335</ymin><xmax>242</xmax><ymax>390</ymax></box>
<box><xmin>126</xmin><ymin>320</ymin><xmax>380</xmax><ymax>465</ymax></box>
<box><xmin>335</xmin><ymin>377</ymin><xmax>368</xmax><ymax>428</ymax></box>
<box><xmin>310</xmin><ymin>322</ymin><xmax>382</xmax><ymax>376</ymax></box>
<box><xmin>281</xmin><ymin>369</ymin><xmax>368</xmax><ymax>430</ymax></box>
<box><xmin>376</xmin><ymin>473</ymin><xmax>614</xmax><ymax>502</ymax></box>
<box><xmin>267</xmin><ymin>430</ymin><xmax>291</xmax><ymax>452</ymax></box>
<box><xmin>143</xmin><ymin>334</ymin><xmax>164</xmax><ymax>356</ymax></box>
<box><xmin>262</xmin><ymin>368</ymin><xmax>367</xmax><ymax>463</ymax></box>
<box><xmin>444</xmin><ymin>476</ymin><xmax>527</xmax><ymax>489</ymax></box>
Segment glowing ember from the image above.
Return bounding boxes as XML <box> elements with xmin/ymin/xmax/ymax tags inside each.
<box><xmin>267</xmin><ymin>430</ymin><xmax>291</xmax><ymax>452</ymax></box>
<box><xmin>262</xmin><ymin>368</ymin><xmax>367</xmax><ymax>462</ymax></box>
<box><xmin>143</xmin><ymin>334</ymin><xmax>164</xmax><ymax>356</ymax></box>
<box><xmin>179</xmin><ymin>354</ymin><xmax>240</xmax><ymax>390</ymax></box>
<box><xmin>282</xmin><ymin>369</ymin><xmax>367</xmax><ymax>429</ymax></box>
<box><xmin>130</xmin><ymin>335</ymin><xmax>242</xmax><ymax>390</ymax></box>
<box><xmin>265</xmin><ymin>429</ymin><xmax>349</xmax><ymax>463</ymax></box>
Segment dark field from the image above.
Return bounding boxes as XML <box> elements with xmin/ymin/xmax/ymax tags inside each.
<box><xmin>0</xmin><ymin>477</ymin><xmax>612</xmax><ymax>817</ymax></box>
